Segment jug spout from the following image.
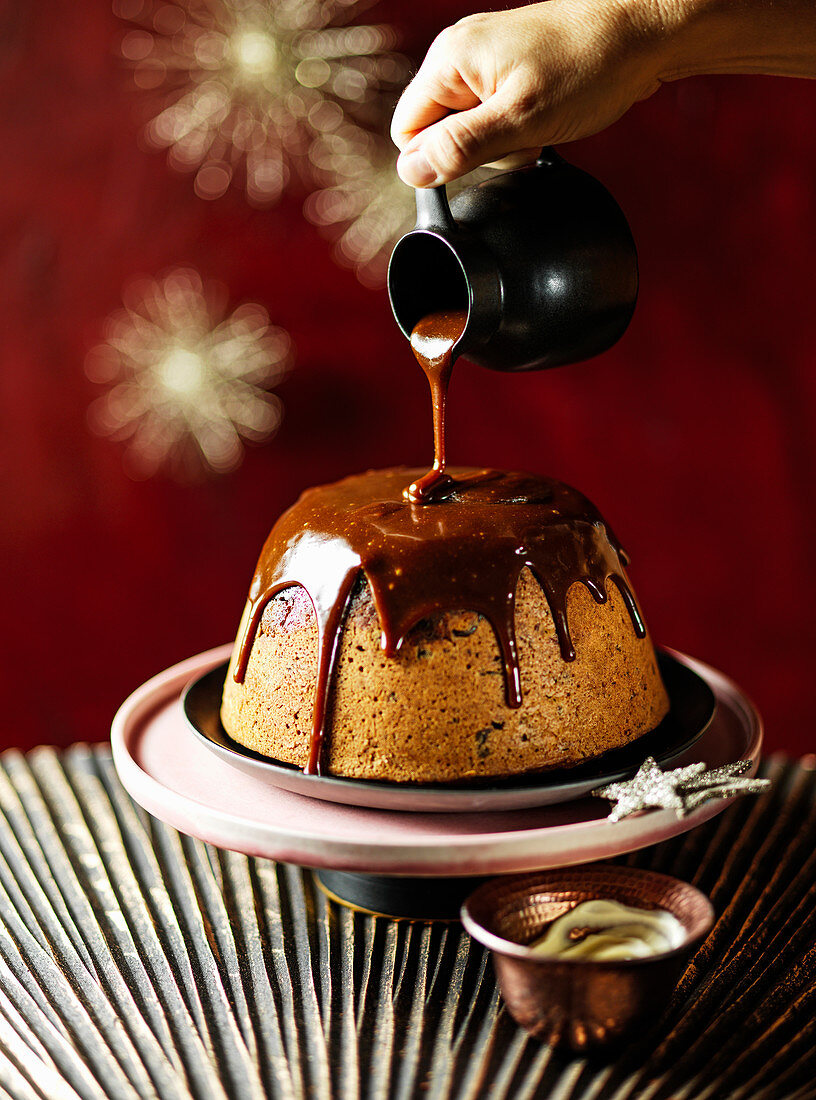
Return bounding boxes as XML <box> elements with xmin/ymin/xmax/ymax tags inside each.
<box><xmin>387</xmin><ymin>189</ymin><xmax>502</xmax><ymax>357</ymax></box>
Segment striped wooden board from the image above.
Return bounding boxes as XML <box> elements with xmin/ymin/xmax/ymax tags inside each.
<box><xmin>0</xmin><ymin>747</ymin><xmax>810</xmax><ymax>1099</ymax></box>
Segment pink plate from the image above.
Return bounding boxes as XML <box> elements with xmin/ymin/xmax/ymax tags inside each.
<box><xmin>111</xmin><ymin>645</ymin><xmax>763</xmax><ymax>877</ymax></box>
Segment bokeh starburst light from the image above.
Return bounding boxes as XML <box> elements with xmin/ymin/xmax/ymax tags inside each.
<box><xmin>115</xmin><ymin>0</ymin><xmax>408</xmax><ymax>205</ymax></box>
<box><xmin>86</xmin><ymin>268</ymin><xmax>292</xmax><ymax>480</ymax></box>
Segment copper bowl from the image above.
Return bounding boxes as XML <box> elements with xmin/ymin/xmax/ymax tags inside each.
<box><xmin>461</xmin><ymin>865</ymin><xmax>714</xmax><ymax>1052</ymax></box>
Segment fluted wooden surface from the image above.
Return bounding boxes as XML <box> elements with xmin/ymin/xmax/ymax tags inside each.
<box><xmin>0</xmin><ymin>747</ymin><xmax>811</xmax><ymax>1099</ymax></box>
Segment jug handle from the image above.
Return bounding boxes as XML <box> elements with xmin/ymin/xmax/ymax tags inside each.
<box><xmin>536</xmin><ymin>147</ymin><xmax>565</xmax><ymax>167</ymax></box>
<box><xmin>414</xmin><ymin>185</ymin><xmax>455</xmax><ymax>232</ymax></box>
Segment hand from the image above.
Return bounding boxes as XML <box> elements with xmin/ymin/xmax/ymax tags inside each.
<box><xmin>391</xmin><ymin>0</ymin><xmax>665</xmax><ymax>188</ymax></box>
<box><xmin>392</xmin><ymin>0</ymin><xmax>816</xmax><ymax>188</ymax></box>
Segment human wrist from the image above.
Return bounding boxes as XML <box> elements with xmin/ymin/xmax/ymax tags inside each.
<box><xmin>650</xmin><ymin>0</ymin><xmax>757</xmax><ymax>81</ymax></box>
<box><xmin>580</xmin><ymin>0</ymin><xmax>688</xmax><ymax>94</ymax></box>
<box><xmin>646</xmin><ymin>0</ymin><xmax>816</xmax><ymax>81</ymax></box>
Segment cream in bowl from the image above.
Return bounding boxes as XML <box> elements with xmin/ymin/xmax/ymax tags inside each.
<box><xmin>461</xmin><ymin>865</ymin><xmax>714</xmax><ymax>1052</ymax></box>
<box><xmin>528</xmin><ymin>897</ymin><xmax>687</xmax><ymax>961</ymax></box>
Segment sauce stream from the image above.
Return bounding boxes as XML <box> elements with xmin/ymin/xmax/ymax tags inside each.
<box><xmin>405</xmin><ymin>309</ymin><xmax>467</xmax><ymax>504</ymax></box>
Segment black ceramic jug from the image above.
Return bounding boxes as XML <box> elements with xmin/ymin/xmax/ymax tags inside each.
<box><xmin>387</xmin><ymin>148</ymin><xmax>638</xmax><ymax>372</ymax></box>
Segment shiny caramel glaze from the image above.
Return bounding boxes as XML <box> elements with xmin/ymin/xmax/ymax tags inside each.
<box><xmin>233</xmin><ymin>467</ymin><xmax>644</xmax><ymax>773</ymax></box>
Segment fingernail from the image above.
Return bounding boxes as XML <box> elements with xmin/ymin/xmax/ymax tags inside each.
<box><xmin>398</xmin><ymin>149</ymin><xmax>437</xmax><ymax>188</ymax></box>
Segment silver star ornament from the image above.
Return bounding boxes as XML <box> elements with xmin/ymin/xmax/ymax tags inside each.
<box><xmin>593</xmin><ymin>757</ymin><xmax>771</xmax><ymax>822</ymax></box>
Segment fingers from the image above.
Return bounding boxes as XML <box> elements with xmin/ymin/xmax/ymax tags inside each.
<box><xmin>396</xmin><ymin>89</ymin><xmax>532</xmax><ymax>186</ymax></box>
<box><xmin>391</xmin><ymin>15</ymin><xmax>526</xmax><ymax>186</ymax></box>
<box><xmin>391</xmin><ymin>72</ymin><xmax>481</xmax><ymax>151</ymax></box>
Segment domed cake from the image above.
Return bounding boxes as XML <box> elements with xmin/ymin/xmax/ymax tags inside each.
<box><xmin>221</xmin><ymin>467</ymin><xmax>669</xmax><ymax>783</ymax></box>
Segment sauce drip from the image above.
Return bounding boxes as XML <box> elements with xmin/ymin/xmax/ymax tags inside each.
<box><xmin>233</xmin><ymin>467</ymin><xmax>644</xmax><ymax>774</ymax></box>
<box><xmin>405</xmin><ymin>309</ymin><xmax>468</xmax><ymax>504</ymax></box>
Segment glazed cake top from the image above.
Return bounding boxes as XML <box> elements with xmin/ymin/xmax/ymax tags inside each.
<box><xmin>234</xmin><ymin>467</ymin><xmax>643</xmax><ymax>773</ymax></box>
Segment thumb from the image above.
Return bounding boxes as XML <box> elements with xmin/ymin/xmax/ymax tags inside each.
<box><xmin>397</xmin><ymin>93</ymin><xmax>526</xmax><ymax>187</ymax></box>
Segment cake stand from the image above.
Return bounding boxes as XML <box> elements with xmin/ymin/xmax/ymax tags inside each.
<box><xmin>111</xmin><ymin>645</ymin><xmax>762</xmax><ymax>918</ymax></box>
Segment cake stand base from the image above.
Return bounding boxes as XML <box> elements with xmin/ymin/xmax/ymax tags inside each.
<box><xmin>314</xmin><ymin>870</ymin><xmax>486</xmax><ymax>920</ymax></box>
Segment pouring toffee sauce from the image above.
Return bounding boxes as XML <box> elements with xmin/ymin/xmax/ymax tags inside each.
<box><xmin>233</xmin><ymin>311</ymin><xmax>644</xmax><ymax>774</ymax></box>
<box><xmin>405</xmin><ymin>309</ymin><xmax>468</xmax><ymax>503</ymax></box>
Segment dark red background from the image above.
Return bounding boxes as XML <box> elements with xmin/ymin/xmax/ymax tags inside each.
<box><xmin>2</xmin><ymin>0</ymin><xmax>815</xmax><ymax>754</ymax></box>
